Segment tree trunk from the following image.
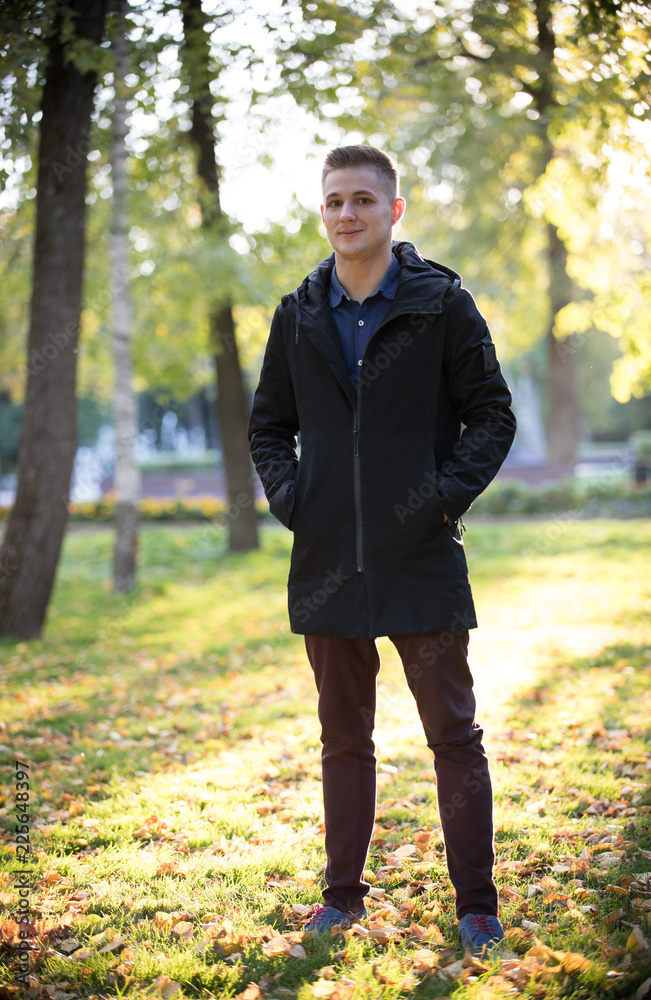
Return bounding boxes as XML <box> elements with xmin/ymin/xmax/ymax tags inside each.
<box><xmin>0</xmin><ymin>0</ymin><xmax>107</xmax><ymax>639</ymax></box>
<box><xmin>545</xmin><ymin>223</ymin><xmax>579</xmax><ymax>465</ymax></box>
<box><xmin>111</xmin><ymin>0</ymin><xmax>141</xmax><ymax>592</ymax></box>
<box><xmin>535</xmin><ymin>0</ymin><xmax>580</xmax><ymax>466</ymax></box>
<box><xmin>180</xmin><ymin>0</ymin><xmax>259</xmax><ymax>552</ymax></box>
<box><xmin>212</xmin><ymin>304</ymin><xmax>260</xmax><ymax>550</ymax></box>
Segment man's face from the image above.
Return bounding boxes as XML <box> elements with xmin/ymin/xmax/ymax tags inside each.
<box><xmin>320</xmin><ymin>165</ymin><xmax>405</xmax><ymax>262</ymax></box>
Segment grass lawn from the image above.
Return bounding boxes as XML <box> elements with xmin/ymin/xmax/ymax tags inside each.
<box><xmin>0</xmin><ymin>518</ymin><xmax>650</xmax><ymax>1000</ymax></box>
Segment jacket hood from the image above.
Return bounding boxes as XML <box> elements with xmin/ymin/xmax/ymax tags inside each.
<box><xmin>295</xmin><ymin>240</ymin><xmax>461</xmax><ymax>315</ymax></box>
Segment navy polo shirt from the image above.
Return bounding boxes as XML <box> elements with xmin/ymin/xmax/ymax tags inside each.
<box><xmin>329</xmin><ymin>253</ymin><xmax>400</xmax><ymax>388</ymax></box>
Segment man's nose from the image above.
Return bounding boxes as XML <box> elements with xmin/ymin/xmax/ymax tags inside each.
<box><xmin>340</xmin><ymin>200</ymin><xmax>356</xmax><ymax>219</ymax></box>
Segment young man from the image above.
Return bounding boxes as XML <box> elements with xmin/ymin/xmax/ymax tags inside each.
<box><xmin>248</xmin><ymin>145</ymin><xmax>517</xmax><ymax>954</ymax></box>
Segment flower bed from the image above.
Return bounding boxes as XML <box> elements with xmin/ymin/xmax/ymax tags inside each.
<box><xmin>0</xmin><ymin>480</ymin><xmax>649</xmax><ymax>523</ymax></box>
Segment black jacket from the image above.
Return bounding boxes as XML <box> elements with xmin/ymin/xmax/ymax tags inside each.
<box><xmin>248</xmin><ymin>241</ymin><xmax>516</xmax><ymax>637</ymax></box>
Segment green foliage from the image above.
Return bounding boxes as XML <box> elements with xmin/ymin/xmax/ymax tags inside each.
<box><xmin>2</xmin><ymin>0</ymin><xmax>649</xmax><ymax>418</ymax></box>
<box><xmin>0</xmin><ymin>1</ymin><xmax>53</xmax><ymax>165</ymax></box>
<box><xmin>630</xmin><ymin>430</ymin><xmax>651</xmax><ymax>462</ymax></box>
<box><xmin>471</xmin><ymin>476</ymin><xmax>651</xmax><ymax>518</ymax></box>
<box><xmin>0</xmin><ymin>0</ymin><xmax>286</xmax><ymax>408</ymax></box>
<box><xmin>278</xmin><ymin>1</ymin><xmax>651</xmax><ymax>401</ymax></box>
<box><xmin>0</xmin><ymin>160</ymin><xmax>36</xmax><ymax>400</ymax></box>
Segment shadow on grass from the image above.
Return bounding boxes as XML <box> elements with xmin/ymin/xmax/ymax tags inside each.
<box><xmin>507</xmin><ymin>639</ymin><xmax>650</xmax><ymax>734</ymax></box>
<box><xmin>497</xmin><ymin>638</ymin><xmax>651</xmax><ymax>843</ymax></box>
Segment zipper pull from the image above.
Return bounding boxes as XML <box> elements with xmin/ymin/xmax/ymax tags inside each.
<box><xmin>353</xmin><ymin>428</ymin><xmax>359</xmax><ymax>456</ymax></box>
<box><xmin>293</xmin><ymin>289</ymin><xmax>300</xmax><ymax>344</ymax></box>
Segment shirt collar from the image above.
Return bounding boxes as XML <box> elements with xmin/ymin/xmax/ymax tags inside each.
<box><xmin>329</xmin><ymin>252</ymin><xmax>400</xmax><ymax>309</ymax></box>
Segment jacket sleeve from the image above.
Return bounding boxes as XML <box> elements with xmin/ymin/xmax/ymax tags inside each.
<box><xmin>248</xmin><ymin>303</ymin><xmax>300</xmax><ymax>529</ymax></box>
<box><xmin>437</xmin><ymin>287</ymin><xmax>517</xmax><ymax>521</ymax></box>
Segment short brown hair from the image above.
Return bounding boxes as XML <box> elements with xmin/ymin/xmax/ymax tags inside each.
<box><xmin>321</xmin><ymin>144</ymin><xmax>399</xmax><ymax>201</ymax></box>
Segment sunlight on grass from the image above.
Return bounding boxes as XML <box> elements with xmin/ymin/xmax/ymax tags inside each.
<box><xmin>0</xmin><ymin>520</ymin><xmax>650</xmax><ymax>999</ymax></box>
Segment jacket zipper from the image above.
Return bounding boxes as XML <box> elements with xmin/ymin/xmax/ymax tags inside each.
<box><xmin>349</xmin><ymin>298</ymin><xmax>446</xmax><ymax>576</ymax></box>
<box><xmin>353</xmin><ymin>407</ymin><xmax>363</xmax><ymax>573</ymax></box>
<box><xmin>351</xmin><ymin>309</ymin><xmax>413</xmax><ymax>575</ymax></box>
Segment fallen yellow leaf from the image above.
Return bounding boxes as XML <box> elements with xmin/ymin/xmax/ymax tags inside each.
<box><xmin>367</xmin><ymin>923</ymin><xmax>401</xmax><ymax>944</ymax></box>
<box><xmin>294</xmin><ymin>870</ymin><xmax>316</xmax><ymax>885</ymax></box>
<box><xmin>171</xmin><ymin>921</ymin><xmax>194</xmax><ymax>940</ymax></box>
<box><xmin>560</xmin><ymin>952</ymin><xmax>591</xmax><ymax>974</ymax></box>
<box><xmin>394</xmin><ymin>844</ymin><xmax>418</xmax><ymax>859</ymax></box>
<box><xmin>234</xmin><ymin>984</ymin><xmax>262</xmax><ymax>1000</ymax></box>
<box><xmin>499</xmin><ymin>886</ymin><xmax>521</xmax><ymax>903</ymax></box>
<box><xmin>312</xmin><ymin>980</ymin><xmax>336</xmax><ymax>998</ymax></box>
<box><xmin>41</xmin><ymin>870</ymin><xmax>63</xmax><ymax>886</ymax></box>
<box><xmin>411</xmin><ymin>947</ymin><xmax>438</xmax><ymax>972</ymax></box>
<box><xmin>330</xmin><ymin>981</ymin><xmax>356</xmax><ymax>1000</ymax></box>
<box><xmin>627</xmin><ymin>926</ymin><xmax>649</xmax><ymax>952</ymax></box>
<box><xmin>261</xmin><ymin>935</ymin><xmax>291</xmax><ymax>957</ymax></box>
<box><xmin>154</xmin><ymin>911</ymin><xmax>189</xmax><ymax>932</ymax></box>
<box><xmin>215</xmin><ymin>917</ymin><xmax>245</xmax><ymax>955</ymax></box>
<box><xmin>98</xmin><ymin>935</ymin><xmax>128</xmax><ymax>955</ymax></box>
<box><xmin>151</xmin><ymin>975</ymin><xmax>182</xmax><ymax>999</ymax></box>
<box><xmin>58</xmin><ymin>939</ymin><xmax>81</xmax><ymax>955</ymax></box>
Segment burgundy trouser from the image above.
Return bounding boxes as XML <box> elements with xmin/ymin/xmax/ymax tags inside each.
<box><xmin>304</xmin><ymin>632</ymin><xmax>498</xmax><ymax>919</ymax></box>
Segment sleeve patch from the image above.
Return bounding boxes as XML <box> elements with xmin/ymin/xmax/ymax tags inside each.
<box><xmin>482</xmin><ymin>340</ymin><xmax>498</xmax><ymax>376</ymax></box>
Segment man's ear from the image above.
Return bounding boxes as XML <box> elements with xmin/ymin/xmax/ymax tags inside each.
<box><xmin>320</xmin><ymin>204</ymin><xmax>325</xmax><ymax>223</ymax></box>
<box><xmin>392</xmin><ymin>197</ymin><xmax>406</xmax><ymax>225</ymax></box>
